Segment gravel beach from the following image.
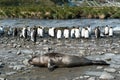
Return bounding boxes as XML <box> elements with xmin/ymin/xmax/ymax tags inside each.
<box><xmin>0</xmin><ymin>35</ymin><xmax>120</xmax><ymax>80</ymax></box>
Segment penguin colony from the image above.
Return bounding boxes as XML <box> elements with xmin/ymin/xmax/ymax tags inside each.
<box><xmin>0</xmin><ymin>25</ymin><xmax>113</xmax><ymax>42</ymax></box>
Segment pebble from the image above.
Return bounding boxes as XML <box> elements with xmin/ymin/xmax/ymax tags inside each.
<box><xmin>13</xmin><ymin>44</ymin><xmax>17</xmax><ymax>48</ymax></box>
<box><xmin>0</xmin><ymin>77</ymin><xmax>6</xmax><ymax>80</ymax></box>
<box><xmin>23</xmin><ymin>59</ymin><xmax>30</xmax><ymax>66</ymax></box>
<box><xmin>6</xmin><ymin>72</ymin><xmax>16</xmax><ymax>76</ymax></box>
<box><xmin>104</xmin><ymin>68</ymin><xmax>116</xmax><ymax>73</ymax></box>
<box><xmin>13</xmin><ymin>65</ymin><xmax>26</xmax><ymax>71</ymax></box>
<box><xmin>16</xmin><ymin>50</ymin><xmax>22</xmax><ymax>55</ymax></box>
<box><xmin>87</xmin><ymin>77</ymin><xmax>95</xmax><ymax>80</ymax></box>
<box><xmin>99</xmin><ymin>72</ymin><xmax>114</xmax><ymax>80</ymax></box>
<box><xmin>96</xmin><ymin>66</ymin><xmax>103</xmax><ymax>69</ymax></box>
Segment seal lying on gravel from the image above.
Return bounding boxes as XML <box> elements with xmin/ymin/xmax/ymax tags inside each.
<box><xmin>28</xmin><ymin>52</ymin><xmax>109</xmax><ymax>71</ymax></box>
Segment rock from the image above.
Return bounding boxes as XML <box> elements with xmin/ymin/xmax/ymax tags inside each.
<box><xmin>0</xmin><ymin>77</ymin><xmax>6</xmax><ymax>80</ymax></box>
<box><xmin>17</xmin><ymin>45</ymin><xmax>21</xmax><ymax>48</ymax></box>
<box><xmin>23</xmin><ymin>59</ymin><xmax>30</xmax><ymax>66</ymax></box>
<box><xmin>104</xmin><ymin>68</ymin><xmax>116</xmax><ymax>73</ymax></box>
<box><xmin>13</xmin><ymin>65</ymin><xmax>26</xmax><ymax>71</ymax></box>
<box><xmin>99</xmin><ymin>72</ymin><xmax>114</xmax><ymax>80</ymax></box>
<box><xmin>8</xmin><ymin>50</ymin><xmax>12</xmax><ymax>53</ymax></box>
<box><xmin>6</xmin><ymin>72</ymin><xmax>16</xmax><ymax>76</ymax></box>
<box><xmin>84</xmin><ymin>75</ymin><xmax>90</xmax><ymax>78</ymax></box>
<box><xmin>96</xmin><ymin>66</ymin><xmax>103</xmax><ymax>69</ymax></box>
<box><xmin>87</xmin><ymin>77</ymin><xmax>95</xmax><ymax>80</ymax></box>
<box><xmin>17</xmin><ymin>50</ymin><xmax>22</xmax><ymax>55</ymax></box>
<box><xmin>13</xmin><ymin>44</ymin><xmax>17</xmax><ymax>48</ymax></box>
<box><xmin>43</xmin><ymin>47</ymin><xmax>52</xmax><ymax>52</ymax></box>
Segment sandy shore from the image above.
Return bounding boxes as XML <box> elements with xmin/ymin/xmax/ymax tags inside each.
<box><xmin>0</xmin><ymin>36</ymin><xmax>120</xmax><ymax>80</ymax></box>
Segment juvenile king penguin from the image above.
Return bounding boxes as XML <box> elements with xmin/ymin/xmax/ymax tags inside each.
<box><xmin>94</xmin><ymin>26</ymin><xmax>101</xmax><ymax>38</ymax></box>
<box><xmin>84</xmin><ymin>28</ymin><xmax>89</xmax><ymax>39</ymax></box>
<box><xmin>57</xmin><ymin>29</ymin><xmax>62</xmax><ymax>39</ymax></box>
<box><xmin>37</xmin><ymin>26</ymin><xmax>44</xmax><ymax>38</ymax></box>
<box><xmin>63</xmin><ymin>28</ymin><xmax>69</xmax><ymax>39</ymax></box>
<box><xmin>104</xmin><ymin>25</ymin><xmax>109</xmax><ymax>35</ymax></box>
<box><xmin>109</xmin><ymin>27</ymin><xmax>113</xmax><ymax>37</ymax></box>
<box><xmin>75</xmin><ymin>27</ymin><xmax>80</xmax><ymax>39</ymax></box>
<box><xmin>31</xmin><ymin>27</ymin><xmax>37</xmax><ymax>42</ymax></box>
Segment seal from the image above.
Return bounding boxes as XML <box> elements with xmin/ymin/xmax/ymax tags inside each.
<box><xmin>28</xmin><ymin>52</ymin><xmax>109</xmax><ymax>71</ymax></box>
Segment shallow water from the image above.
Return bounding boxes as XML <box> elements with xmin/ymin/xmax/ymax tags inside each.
<box><xmin>0</xmin><ymin>19</ymin><xmax>120</xmax><ymax>31</ymax></box>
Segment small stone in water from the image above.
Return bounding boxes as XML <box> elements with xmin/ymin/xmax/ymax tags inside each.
<box><xmin>104</xmin><ymin>68</ymin><xmax>116</xmax><ymax>73</ymax></box>
<box><xmin>99</xmin><ymin>72</ymin><xmax>114</xmax><ymax>80</ymax></box>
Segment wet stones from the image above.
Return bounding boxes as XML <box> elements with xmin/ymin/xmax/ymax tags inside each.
<box><xmin>99</xmin><ymin>72</ymin><xmax>114</xmax><ymax>80</ymax></box>
<box><xmin>0</xmin><ymin>77</ymin><xmax>7</xmax><ymax>80</ymax></box>
<box><xmin>13</xmin><ymin>65</ymin><xmax>26</xmax><ymax>71</ymax></box>
<box><xmin>23</xmin><ymin>59</ymin><xmax>29</xmax><ymax>66</ymax></box>
<box><xmin>104</xmin><ymin>68</ymin><xmax>116</xmax><ymax>73</ymax></box>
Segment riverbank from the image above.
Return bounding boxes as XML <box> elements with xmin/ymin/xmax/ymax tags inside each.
<box><xmin>0</xmin><ymin>35</ymin><xmax>120</xmax><ymax>80</ymax></box>
<box><xmin>0</xmin><ymin>6</ymin><xmax>120</xmax><ymax>19</ymax></box>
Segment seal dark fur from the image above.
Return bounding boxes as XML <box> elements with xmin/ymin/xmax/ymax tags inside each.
<box><xmin>28</xmin><ymin>52</ymin><xmax>109</xmax><ymax>71</ymax></box>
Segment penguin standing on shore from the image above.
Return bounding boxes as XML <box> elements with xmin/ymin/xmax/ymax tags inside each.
<box><xmin>87</xmin><ymin>25</ymin><xmax>91</xmax><ymax>37</ymax></box>
<box><xmin>48</xmin><ymin>27</ymin><xmax>55</xmax><ymax>38</ymax></box>
<box><xmin>57</xmin><ymin>29</ymin><xmax>62</xmax><ymax>39</ymax></box>
<box><xmin>84</xmin><ymin>28</ymin><xmax>89</xmax><ymax>39</ymax></box>
<box><xmin>109</xmin><ymin>27</ymin><xmax>113</xmax><ymax>37</ymax></box>
<box><xmin>63</xmin><ymin>27</ymin><xmax>69</xmax><ymax>39</ymax></box>
<box><xmin>7</xmin><ymin>26</ymin><xmax>13</xmax><ymax>36</ymax></box>
<box><xmin>104</xmin><ymin>25</ymin><xmax>109</xmax><ymax>36</ymax></box>
<box><xmin>31</xmin><ymin>27</ymin><xmax>37</xmax><ymax>43</ymax></box>
<box><xmin>37</xmin><ymin>26</ymin><xmax>44</xmax><ymax>38</ymax></box>
<box><xmin>94</xmin><ymin>26</ymin><xmax>101</xmax><ymax>38</ymax></box>
<box><xmin>70</xmin><ymin>27</ymin><xmax>75</xmax><ymax>38</ymax></box>
<box><xmin>13</xmin><ymin>27</ymin><xmax>18</xmax><ymax>37</ymax></box>
<box><xmin>75</xmin><ymin>27</ymin><xmax>80</xmax><ymax>39</ymax></box>
<box><xmin>0</xmin><ymin>26</ymin><xmax>4</xmax><ymax>36</ymax></box>
<box><xmin>81</xmin><ymin>27</ymin><xmax>85</xmax><ymax>38</ymax></box>
<box><xmin>21</xmin><ymin>27</ymin><xmax>27</xmax><ymax>39</ymax></box>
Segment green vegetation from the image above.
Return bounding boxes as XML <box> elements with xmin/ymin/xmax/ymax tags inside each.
<box><xmin>0</xmin><ymin>0</ymin><xmax>120</xmax><ymax>19</ymax></box>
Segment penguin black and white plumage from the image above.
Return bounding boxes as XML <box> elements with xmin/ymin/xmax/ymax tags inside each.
<box><xmin>27</xmin><ymin>26</ymin><xmax>31</xmax><ymax>37</ymax></box>
<box><xmin>63</xmin><ymin>28</ymin><xmax>69</xmax><ymax>39</ymax></box>
<box><xmin>13</xmin><ymin>27</ymin><xmax>18</xmax><ymax>37</ymax></box>
<box><xmin>75</xmin><ymin>27</ymin><xmax>80</xmax><ymax>39</ymax></box>
<box><xmin>84</xmin><ymin>28</ymin><xmax>89</xmax><ymax>39</ymax></box>
<box><xmin>37</xmin><ymin>26</ymin><xmax>44</xmax><ymax>38</ymax></box>
<box><xmin>87</xmin><ymin>25</ymin><xmax>91</xmax><ymax>37</ymax></box>
<box><xmin>21</xmin><ymin>27</ymin><xmax>27</xmax><ymax>39</ymax></box>
<box><xmin>0</xmin><ymin>26</ymin><xmax>4</xmax><ymax>36</ymax></box>
<box><xmin>57</xmin><ymin>29</ymin><xmax>62</xmax><ymax>39</ymax></box>
<box><xmin>81</xmin><ymin>27</ymin><xmax>85</xmax><ymax>38</ymax></box>
<box><xmin>104</xmin><ymin>25</ymin><xmax>109</xmax><ymax>35</ymax></box>
<box><xmin>109</xmin><ymin>27</ymin><xmax>113</xmax><ymax>37</ymax></box>
<box><xmin>94</xmin><ymin>27</ymin><xmax>101</xmax><ymax>38</ymax></box>
<box><xmin>31</xmin><ymin>27</ymin><xmax>37</xmax><ymax>42</ymax></box>
<box><xmin>7</xmin><ymin>26</ymin><xmax>13</xmax><ymax>36</ymax></box>
<box><xmin>70</xmin><ymin>27</ymin><xmax>75</xmax><ymax>38</ymax></box>
<box><xmin>48</xmin><ymin>27</ymin><xmax>55</xmax><ymax>38</ymax></box>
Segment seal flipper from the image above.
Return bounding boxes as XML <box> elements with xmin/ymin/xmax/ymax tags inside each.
<box><xmin>91</xmin><ymin>60</ymin><xmax>109</xmax><ymax>65</ymax></box>
<box><xmin>47</xmin><ymin>59</ymin><xmax>56</xmax><ymax>71</ymax></box>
